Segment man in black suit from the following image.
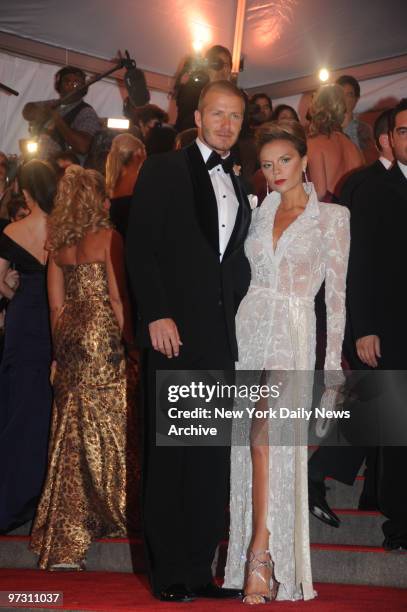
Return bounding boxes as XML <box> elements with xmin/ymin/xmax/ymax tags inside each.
<box><xmin>340</xmin><ymin>109</ymin><xmax>394</xmax><ymax>209</ymax></box>
<box><xmin>308</xmin><ymin>109</ymin><xmax>395</xmax><ymax>527</ymax></box>
<box><xmin>346</xmin><ymin>98</ymin><xmax>407</xmax><ymax>550</ymax></box>
<box><xmin>126</xmin><ymin>80</ymin><xmax>251</xmax><ymax>601</ymax></box>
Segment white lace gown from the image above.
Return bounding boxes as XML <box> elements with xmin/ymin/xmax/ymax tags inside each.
<box><xmin>223</xmin><ymin>184</ymin><xmax>350</xmax><ymax>601</ymax></box>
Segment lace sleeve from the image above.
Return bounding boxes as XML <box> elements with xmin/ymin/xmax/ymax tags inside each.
<box><xmin>323</xmin><ymin>206</ymin><xmax>350</xmax><ymax>375</ymax></box>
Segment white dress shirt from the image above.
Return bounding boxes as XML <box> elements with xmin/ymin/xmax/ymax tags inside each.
<box><xmin>379</xmin><ymin>156</ymin><xmax>392</xmax><ymax>170</ymax></box>
<box><xmin>196</xmin><ymin>138</ymin><xmax>239</xmax><ymax>261</ymax></box>
<box><xmin>397</xmin><ymin>160</ymin><xmax>407</xmax><ymax>180</ymax></box>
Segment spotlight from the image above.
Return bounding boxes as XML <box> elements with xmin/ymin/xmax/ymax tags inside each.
<box><xmin>318</xmin><ymin>68</ymin><xmax>330</xmax><ymax>82</ymax></box>
<box><xmin>192</xmin><ymin>39</ymin><xmax>204</xmax><ymax>53</ymax></box>
<box><xmin>19</xmin><ymin>139</ymin><xmax>39</xmax><ymax>156</ymax></box>
<box><xmin>107</xmin><ymin>118</ymin><xmax>130</xmax><ymax>130</ymax></box>
<box><xmin>26</xmin><ymin>140</ymin><xmax>38</xmax><ymax>153</ymax></box>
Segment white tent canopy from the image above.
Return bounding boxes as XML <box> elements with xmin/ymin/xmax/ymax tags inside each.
<box><xmin>1</xmin><ymin>0</ymin><xmax>406</xmax><ymax>87</ymax></box>
<box><xmin>0</xmin><ymin>0</ymin><xmax>406</xmax><ymax>154</ymax></box>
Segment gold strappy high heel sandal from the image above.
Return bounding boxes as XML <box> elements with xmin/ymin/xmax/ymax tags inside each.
<box><xmin>243</xmin><ymin>549</ymin><xmax>279</xmax><ymax>605</ymax></box>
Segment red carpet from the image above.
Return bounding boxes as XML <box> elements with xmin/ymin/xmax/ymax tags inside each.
<box><xmin>1</xmin><ymin>569</ymin><xmax>407</xmax><ymax>611</ymax></box>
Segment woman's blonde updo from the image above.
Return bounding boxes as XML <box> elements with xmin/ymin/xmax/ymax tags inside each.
<box><xmin>255</xmin><ymin>120</ymin><xmax>307</xmax><ymax>157</ymax></box>
<box><xmin>47</xmin><ymin>165</ymin><xmax>111</xmax><ymax>252</ymax></box>
<box><xmin>308</xmin><ymin>84</ymin><xmax>346</xmax><ymax>137</ymax></box>
<box><xmin>105</xmin><ymin>133</ymin><xmax>145</xmax><ymax>196</ymax></box>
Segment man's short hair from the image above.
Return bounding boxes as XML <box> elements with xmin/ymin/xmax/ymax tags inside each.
<box><xmin>198</xmin><ymin>80</ymin><xmax>246</xmax><ymax>112</ymax></box>
<box><xmin>205</xmin><ymin>45</ymin><xmax>232</xmax><ymax>67</ymax></box>
<box><xmin>55</xmin><ymin>65</ymin><xmax>86</xmax><ymax>93</ymax></box>
<box><xmin>134</xmin><ymin>104</ymin><xmax>168</xmax><ymax>126</ymax></box>
<box><xmin>389</xmin><ymin>98</ymin><xmax>407</xmax><ymax>132</ymax></box>
<box><xmin>373</xmin><ymin>109</ymin><xmax>393</xmax><ymax>150</ymax></box>
<box><xmin>336</xmin><ymin>74</ymin><xmax>361</xmax><ymax>99</ymax></box>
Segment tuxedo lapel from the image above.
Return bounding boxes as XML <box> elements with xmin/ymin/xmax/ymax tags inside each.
<box><xmin>388</xmin><ymin>163</ymin><xmax>407</xmax><ymax>202</ymax></box>
<box><xmin>223</xmin><ymin>172</ymin><xmax>251</xmax><ymax>259</ymax></box>
<box><xmin>184</xmin><ymin>143</ymin><xmax>219</xmax><ymax>256</ymax></box>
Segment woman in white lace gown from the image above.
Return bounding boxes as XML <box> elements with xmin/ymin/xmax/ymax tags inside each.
<box><xmin>223</xmin><ymin>121</ymin><xmax>350</xmax><ymax>603</ymax></box>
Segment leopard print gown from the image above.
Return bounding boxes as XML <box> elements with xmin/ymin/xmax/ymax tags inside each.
<box><xmin>30</xmin><ymin>262</ymin><xmax>140</xmax><ymax>568</ymax></box>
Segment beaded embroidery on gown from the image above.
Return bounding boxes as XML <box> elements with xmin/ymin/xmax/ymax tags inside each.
<box><xmin>30</xmin><ymin>262</ymin><xmax>139</xmax><ymax>568</ymax></box>
<box><xmin>223</xmin><ymin>185</ymin><xmax>350</xmax><ymax>600</ymax></box>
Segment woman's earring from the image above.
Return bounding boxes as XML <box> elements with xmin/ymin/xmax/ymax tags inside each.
<box><xmin>266</xmin><ymin>180</ymin><xmax>270</xmax><ymax>195</ymax></box>
<box><xmin>304</xmin><ymin>168</ymin><xmax>310</xmax><ymax>189</ymax></box>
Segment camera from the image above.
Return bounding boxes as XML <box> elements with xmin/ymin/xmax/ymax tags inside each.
<box><xmin>183</xmin><ymin>55</ymin><xmax>231</xmax><ymax>86</ymax></box>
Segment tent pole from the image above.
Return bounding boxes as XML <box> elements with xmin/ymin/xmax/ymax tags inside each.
<box><xmin>231</xmin><ymin>0</ymin><xmax>246</xmax><ymax>77</ymax></box>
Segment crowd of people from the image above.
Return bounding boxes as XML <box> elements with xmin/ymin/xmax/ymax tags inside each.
<box><xmin>0</xmin><ymin>46</ymin><xmax>406</xmax><ymax>605</ymax></box>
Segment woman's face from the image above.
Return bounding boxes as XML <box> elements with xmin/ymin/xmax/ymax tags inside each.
<box><xmin>260</xmin><ymin>140</ymin><xmax>306</xmax><ymax>194</ymax></box>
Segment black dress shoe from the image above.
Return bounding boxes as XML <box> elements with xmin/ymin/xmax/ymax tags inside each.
<box><xmin>383</xmin><ymin>537</ymin><xmax>407</xmax><ymax>552</ymax></box>
<box><xmin>309</xmin><ymin>478</ymin><xmax>341</xmax><ymax>528</ymax></box>
<box><xmin>156</xmin><ymin>584</ymin><xmax>195</xmax><ymax>602</ymax></box>
<box><xmin>192</xmin><ymin>582</ymin><xmax>243</xmax><ymax>599</ymax></box>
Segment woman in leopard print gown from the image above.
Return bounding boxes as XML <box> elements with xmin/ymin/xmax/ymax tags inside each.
<box><xmin>30</xmin><ymin>166</ymin><xmax>140</xmax><ymax>570</ymax></box>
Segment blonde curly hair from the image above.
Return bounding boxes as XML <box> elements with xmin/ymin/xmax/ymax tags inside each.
<box><xmin>47</xmin><ymin>165</ymin><xmax>111</xmax><ymax>252</ymax></box>
<box><xmin>105</xmin><ymin>133</ymin><xmax>145</xmax><ymax>196</ymax></box>
<box><xmin>308</xmin><ymin>84</ymin><xmax>346</xmax><ymax>137</ymax></box>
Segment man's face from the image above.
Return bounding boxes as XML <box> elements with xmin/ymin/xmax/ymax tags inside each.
<box><xmin>255</xmin><ymin>96</ymin><xmax>272</xmax><ymax>122</ymax></box>
<box><xmin>341</xmin><ymin>83</ymin><xmax>358</xmax><ymax>114</ymax></box>
<box><xmin>391</xmin><ymin>109</ymin><xmax>407</xmax><ymax>165</ymax></box>
<box><xmin>208</xmin><ymin>52</ymin><xmax>232</xmax><ymax>82</ymax></box>
<box><xmin>59</xmin><ymin>73</ymin><xmax>85</xmax><ymax>99</ymax></box>
<box><xmin>195</xmin><ymin>90</ymin><xmax>244</xmax><ymax>155</ymax></box>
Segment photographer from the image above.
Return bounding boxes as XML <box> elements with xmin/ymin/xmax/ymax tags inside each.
<box><xmin>174</xmin><ymin>45</ymin><xmax>233</xmax><ymax>132</ymax></box>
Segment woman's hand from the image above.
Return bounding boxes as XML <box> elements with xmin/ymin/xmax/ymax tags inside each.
<box><xmin>50</xmin><ymin>360</ymin><xmax>57</xmax><ymax>385</ymax></box>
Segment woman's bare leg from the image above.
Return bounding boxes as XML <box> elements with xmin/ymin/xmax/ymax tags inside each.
<box><xmin>243</xmin><ymin>397</ymin><xmax>274</xmax><ymax>604</ymax></box>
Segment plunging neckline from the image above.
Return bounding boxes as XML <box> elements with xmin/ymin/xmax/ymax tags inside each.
<box><xmin>1</xmin><ymin>233</ymin><xmax>47</xmax><ymax>267</ymax></box>
<box><xmin>271</xmin><ymin>203</ymin><xmax>307</xmax><ymax>255</ymax></box>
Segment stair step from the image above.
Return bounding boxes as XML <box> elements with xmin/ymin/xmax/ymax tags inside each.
<box><xmin>1</xmin><ymin>535</ymin><xmax>406</xmax><ymax>588</ymax></box>
<box><xmin>310</xmin><ymin>544</ymin><xmax>407</xmax><ymax>588</ymax></box>
<box><xmin>325</xmin><ymin>476</ymin><xmax>366</xmax><ymax>508</ymax></box>
<box><xmin>0</xmin><ymin>535</ymin><xmax>142</xmax><ymax>573</ymax></box>
<box><xmin>310</xmin><ymin>510</ymin><xmax>384</xmax><ymax>546</ymax></box>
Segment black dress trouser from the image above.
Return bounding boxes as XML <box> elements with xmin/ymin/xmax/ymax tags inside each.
<box><xmin>142</xmin><ymin>310</ymin><xmax>234</xmax><ymax>592</ymax></box>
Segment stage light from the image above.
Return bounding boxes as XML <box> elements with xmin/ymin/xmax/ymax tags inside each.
<box><xmin>190</xmin><ymin>19</ymin><xmax>211</xmax><ymax>53</ymax></box>
<box><xmin>107</xmin><ymin>118</ymin><xmax>130</xmax><ymax>130</ymax></box>
<box><xmin>192</xmin><ymin>39</ymin><xmax>204</xmax><ymax>53</ymax></box>
<box><xmin>26</xmin><ymin>140</ymin><xmax>38</xmax><ymax>153</ymax></box>
<box><xmin>318</xmin><ymin>68</ymin><xmax>330</xmax><ymax>82</ymax></box>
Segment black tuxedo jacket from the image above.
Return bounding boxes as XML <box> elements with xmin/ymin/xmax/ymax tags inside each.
<box><xmin>125</xmin><ymin>142</ymin><xmax>251</xmax><ymax>361</ymax></box>
<box><xmin>340</xmin><ymin>159</ymin><xmax>387</xmax><ymax>209</ymax></box>
<box><xmin>341</xmin><ymin>159</ymin><xmax>388</xmax><ymax>367</ymax></box>
<box><xmin>347</xmin><ymin>162</ymin><xmax>407</xmax><ymax>368</ymax></box>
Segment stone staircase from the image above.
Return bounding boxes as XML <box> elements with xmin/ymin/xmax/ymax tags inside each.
<box><xmin>1</xmin><ymin>469</ymin><xmax>406</xmax><ymax>589</ymax></box>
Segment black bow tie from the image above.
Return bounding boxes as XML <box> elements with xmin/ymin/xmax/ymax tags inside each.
<box><xmin>206</xmin><ymin>150</ymin><xmax>234</xmax><ymax>174</ymax></box>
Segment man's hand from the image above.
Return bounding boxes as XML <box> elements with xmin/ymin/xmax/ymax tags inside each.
<box><xmin>356</xmin><ymin>335</ymin><xmax>381</xmax><ymax>368</ymax></box>
<box><xmin>149</xmin><ymin>318</ymin><xmax>182</xmax><ymax>358</ymax></box>
<box><xmin>5</xmin><ymin>269</ymin><xmax>19</xmax><ymax>291</ymax></box>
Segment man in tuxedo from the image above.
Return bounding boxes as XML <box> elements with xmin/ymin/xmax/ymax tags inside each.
<box><xmin>126</xmin><ymin>80</ymin><xmax>251</xmax><ymax>601</ymax></box>
<box><xmin>340</xmin><ymin>109</ymin><xmax>394</xmax><ymax>209</ymax></box>
<box><xmin>308</xmin><ymin>109</ymin><xmax>395</xmax><ymax>527</ymax></box>
<box><xmin>346</xmin><ymin>98</ymin><xmax>407</xmax><ymax>550</ymax></box>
